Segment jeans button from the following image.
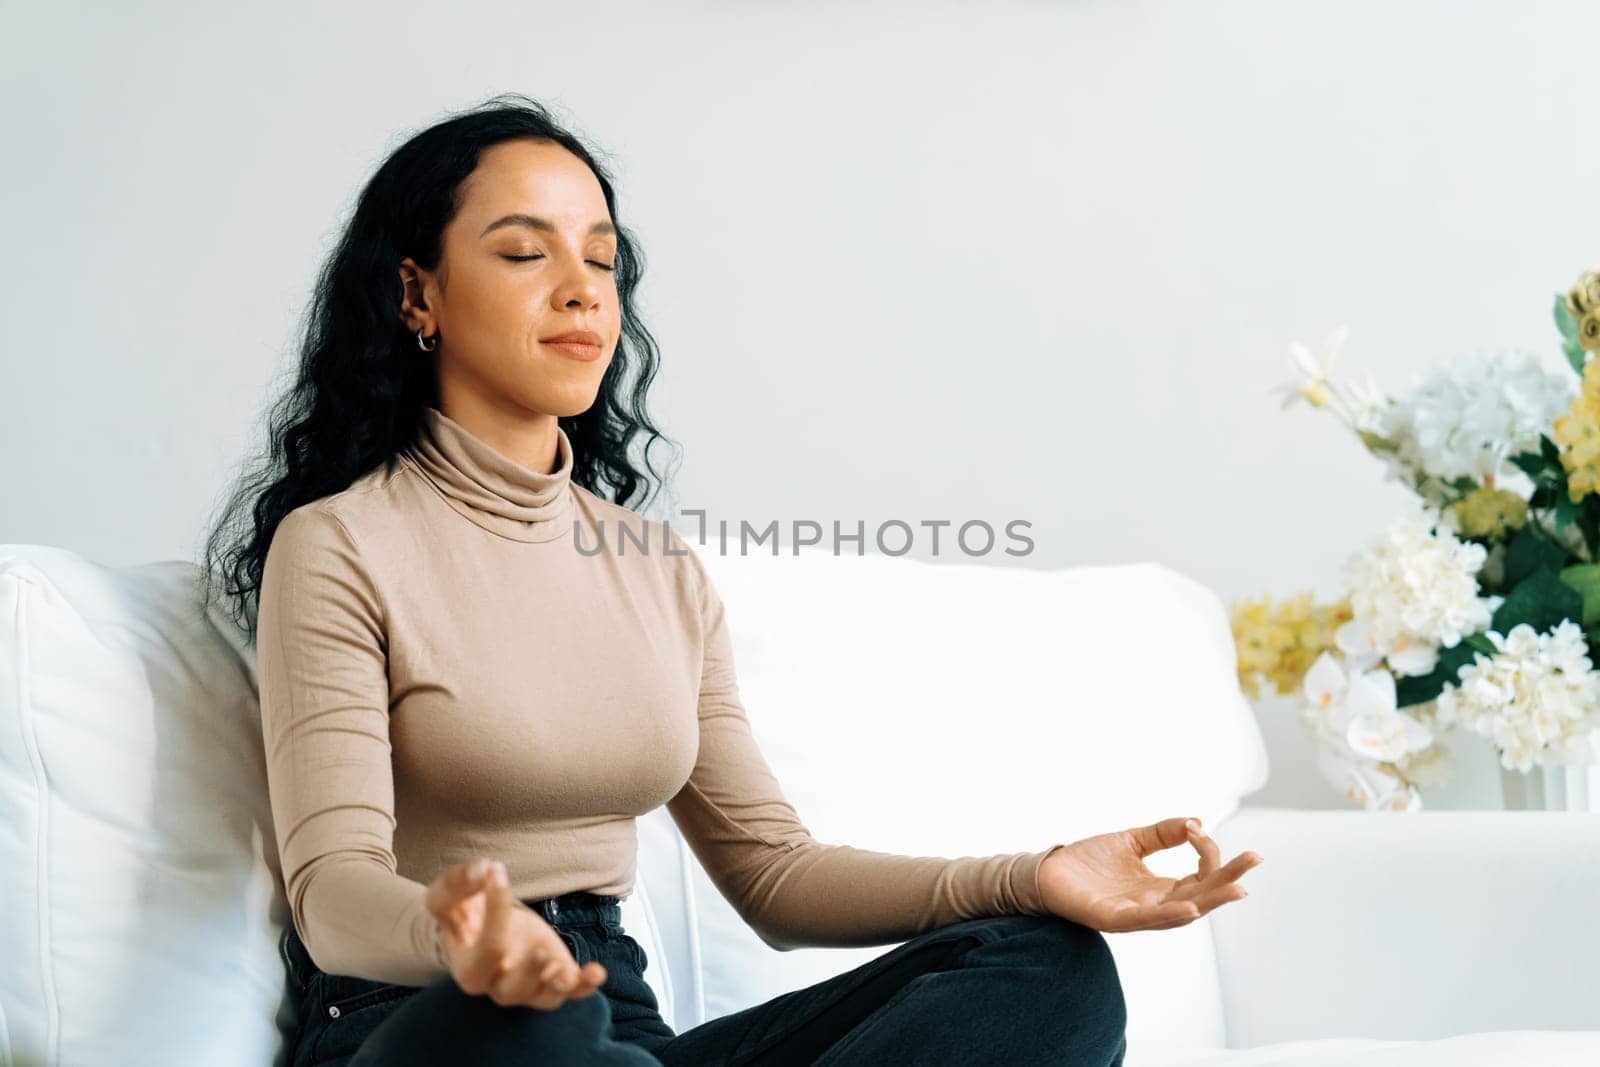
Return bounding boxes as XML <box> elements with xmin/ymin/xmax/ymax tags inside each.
<box><xmin>550</xmin><ymin>899</ymin><xmax>560</xmax><ymax>917</ymax></box>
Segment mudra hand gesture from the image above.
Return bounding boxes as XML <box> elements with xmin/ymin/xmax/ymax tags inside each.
<box><xmin>1038</xmin><ymin>816</ymin><xmax>1262</xmax><ymax>932</ymax></box>
<box><xmin>425</xmin><ymin>858</ymin><xmax>608</xmax><ymax>1010</ymax></box>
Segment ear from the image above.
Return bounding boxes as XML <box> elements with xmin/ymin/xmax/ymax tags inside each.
<box><xmin>398</xmin><ymin>257</ymin><xmax>433</xmax><ymax>333</ymax></box>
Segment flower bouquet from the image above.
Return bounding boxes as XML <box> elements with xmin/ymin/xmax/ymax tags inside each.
<box><xmin>1231</xmin><ymin>268</ymin><xmax>1600</xmax><ymax>811</ymax></box>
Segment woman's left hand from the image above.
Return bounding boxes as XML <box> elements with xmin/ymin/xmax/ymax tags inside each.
<box><xmin>1037</xmin><ymin>817</ymin><xmax>1262</xmax><ymax>933</ymax></box>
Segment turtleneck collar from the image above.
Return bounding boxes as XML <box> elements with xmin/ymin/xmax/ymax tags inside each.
<box><xmin>401</xmin><ymin>406</ymin><xmax>576</xmax><ymax>543</ymax></box>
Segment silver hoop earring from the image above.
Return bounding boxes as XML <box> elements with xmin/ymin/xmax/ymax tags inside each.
<box><xmin>416</xmin><ymin>328</ymin><xmax>438</xmax><ymax>352</ymax></box>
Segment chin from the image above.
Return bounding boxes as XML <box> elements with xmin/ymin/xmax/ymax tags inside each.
<box><xmin>530</xmin><ymin>389</ymin><xmax>604</xmax><ymax>420</ymax></box>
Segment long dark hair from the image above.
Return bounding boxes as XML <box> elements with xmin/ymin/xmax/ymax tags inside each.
<box><xmin>199</xmin><ymin>93</ymin><xmax>678</xmax><ymax>640</ymax></box>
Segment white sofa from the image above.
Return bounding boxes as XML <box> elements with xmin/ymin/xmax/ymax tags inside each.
<box><xmin>2</xmin><ymin>540</ymin><xmax>1598</xmax><ymax>1067</ymax></box>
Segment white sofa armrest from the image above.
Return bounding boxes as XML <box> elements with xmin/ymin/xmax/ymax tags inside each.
<box><xmin>1208</xmin><ymin>806</ymin><xmax>1600</xmax><ymax>1048</ymax></box>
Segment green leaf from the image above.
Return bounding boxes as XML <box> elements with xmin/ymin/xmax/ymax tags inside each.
<box><xmin>1552</xmin><ymin>492</ymin><xmax>1582</xmax><ymax>532</ymax></box>
<box><xmin>1510</xmin><ymin>449</ymin><xmax>1552</xmax><ymax>480</ymax></box>
<box><xmin>1539</xmin><ymin>433</ymin><xmax>1566</xmax><ymax>476</ymax></box>
<box><xmin>1463</xmin><ymin>632</ymin><xmax>1498</xmax><ymax>654</ymax></box>
<box><xmin>1503</xmin><ymin>526</ymin><xmax>1572</xmax><ymax>588</ymax></box>
<box><xmin>1560</xmin><ymin>563</ymin><xmax>1600</xmax><ymax>626</ymax></box>
<box><xmin>1564</xmin><ymin>339</ymin><xmax>1586</xmax><ymax>376</ymax></box>
<box><xmin>1358</xmin><ymin>431</ymin><xmax>1397</xmax><ymax>454</ymax></box>
<box><xmin>1557</xmin><ymin>294</ymin><xmax>1581</xmax><ymax>342</ymax></box>
<box><xmin>1490</xmin><ymin>564</ymin><xmax>1585</xmax><ymax>636</ymax></box>
<box><xmin>1395</xmin><ymin>642</ymin><xmax>1480</xmax><ymax>708</ymax></box>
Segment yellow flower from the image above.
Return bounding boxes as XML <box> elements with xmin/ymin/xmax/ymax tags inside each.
<box><xmin>1553</xmin><ymin>353</ymin><xmax>1600</xmax><ymax>502</ymax></box>
<box><xmin>1230</xmin><ymin>591</ymin><xmax>1354</xmax><ymax>699</ymax></box>
<box><xmin>1567</xmin><ymin>269</ymin><xmax>1600</xmax><ymax>353</ymax></box>
<box><xmin>1568</xmin><ymin>269</ymin><xmax>1600</xmax><ymax>317</ymax></box>
<box><xmin>1452</xmin><ymin>485</ymin><xmax>1528</xmax><ymax>542</ymax></box>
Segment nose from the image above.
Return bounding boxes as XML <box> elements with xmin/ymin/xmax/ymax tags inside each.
<box><xmin>553</xmin><ymin>263</ymin><xmax>606</xmax><ymax>310</ymax></box>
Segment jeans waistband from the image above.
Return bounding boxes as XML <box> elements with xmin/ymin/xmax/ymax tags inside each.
<box><xmin>522</xmin><ymin>890</ymin><xmax>622</xmax><ymax>925</ymax></box>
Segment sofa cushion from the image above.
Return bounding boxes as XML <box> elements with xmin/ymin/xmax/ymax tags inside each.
<box><xmin>0</xmin><ymin>546</ymin><xmax>288</xmax><ymax>1067</ymax></box>
<box><xmin>1150</xmin><ymin>1030</ymin><xmax>1600</xmax><ymax>1066</ymax></box>
<box><xmin>0</xmin><ymin>545</ymin><xmax>678</xmax><ymax>1067</ymax></box>
<box><xmin>1208</xmin><ymin>807</ymin><xmax>1600</xmax><ymax>1048</ymax></box>
<box><xmin>684</xmin><ymin>546</ymin><xmax>1269</xmax><ymax>1058</ymax></box>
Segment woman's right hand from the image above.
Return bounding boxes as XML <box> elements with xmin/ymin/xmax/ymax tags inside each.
<box><xmin>423</xmin><ymin>859</ymin><xmax>608</xmax><ymax>1011</ymax></box>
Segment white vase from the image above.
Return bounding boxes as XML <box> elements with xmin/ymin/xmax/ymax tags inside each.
<box><xmin>1499</xmin><ymin>763</ymin><xmax>1600</xmax><ymax>811</ymax></box>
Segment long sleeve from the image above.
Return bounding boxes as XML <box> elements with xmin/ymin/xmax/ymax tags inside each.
<box><xmin>256</xmin><ymin>504</ymin><xmax>451</xmax><ymax>986</ymax></box>
<box><xmin>664</xmin><ymin>536</ymin><xmax>1067</xmax><ymax>952</ymax></box>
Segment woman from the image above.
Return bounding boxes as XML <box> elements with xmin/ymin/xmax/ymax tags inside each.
<box><xmin>202</xmin><ymin>93</ymin><xmax>1261</xmax><ymax>1067</ymax></box>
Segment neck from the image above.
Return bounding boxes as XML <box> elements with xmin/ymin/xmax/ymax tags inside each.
<box><xmin>400</xmin><ymin>404</ymin><xmax>577</xmax><ymax>544</ymax></box>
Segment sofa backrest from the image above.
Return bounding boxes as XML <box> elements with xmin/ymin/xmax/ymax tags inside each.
<box><xmin>675</xmin><ymin>544</ymin><xmax>1270</xmax><ymax>1058</ymax></box>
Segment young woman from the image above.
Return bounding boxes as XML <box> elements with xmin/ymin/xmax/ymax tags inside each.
<box><xmin>203</xmin><ymin>93</ymin><xmax>1261</xmax><ymax>1067</ymax></box>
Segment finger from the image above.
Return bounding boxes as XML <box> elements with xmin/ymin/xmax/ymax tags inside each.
<box><xmin>502</xmin><ymin>963</ymin><xmax>569</xmax><ymax>1013</ymax></box>
<box><xmin>1169</xmin><ymin>851</ymin><xmax>1263</xmax><ymax>904</ymax></box>
<box><xmin>545</xmin><ymin>960</ymin><xmax>605</xmax><ymax>1004</ymax></box>
<box><xmin>425</xmin><ymin>859</ymin><xmax>493</xmax><ymax>930</ymax></box>
<box><xmin>1197</xmin><ymin>850</ymin><xmax>1264</xmax><ymax>891</ymax></box>
<box><xmin>1128</xmin><ymin>817</ymin><xmax>1197</xmax><ymax>858</ymax></box>
<box><xmin>466</xmin><ymin>876</ymin><xmax>517</xmax><ymax>992</ymax></box>
<box><xmin>1190</xmin><ymin>880</ymin><xmax>1249</xmax><ymax>915</ymax></box>
<box><xmin>434</xmin><ymin>867</ymin><xmax>496</xmax><ymax>948</ymax></box>
<box><xmin>503</xmin><ymin>943</ymin><xmax>604</xmax><ymax>1010</ymax></box>
<box><xmin>543</xmin><ymin>955</ymin><xmax>580</xmax><ymax>995</ymax></box>
<box><xmin>572</xmin><ymin>961</ymin><xmax>608</xmax><ymax>997</ymax></box>
<box><xmin>544</xmin><ymin>938</ymin><xmax>607</xmax><ymax>998</ymax></box>
<box><xmin>1187</xmin><ymin>821</ymin><xmax>1221</xmax><ymax>881</ymax></box>
<box><xmin>493</xmin><ymin>949</ymin><xmax>566</xmax><ymax>1011</ymax></box>
<box><xmin>544</xmin><ymin>966</ymin><xmax>605</xmax><ymax>1006</ymax></box>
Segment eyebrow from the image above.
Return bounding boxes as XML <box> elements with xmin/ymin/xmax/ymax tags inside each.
<box><xmin>479</xmin><ymin>213</ymin><xmax>616</xmax><ymax>239</ymax></box>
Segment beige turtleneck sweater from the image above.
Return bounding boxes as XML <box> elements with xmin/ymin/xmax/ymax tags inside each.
<box><xmin>256</xmin><ymin>406</ymin><xmax>1065</xmax><ymax>986</ymax></box>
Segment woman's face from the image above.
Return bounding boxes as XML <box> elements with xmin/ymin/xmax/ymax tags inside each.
<box><xmin>399</xmin><ymin>138</ymin><xmax>621</xmax><ymax>419</ymax></box>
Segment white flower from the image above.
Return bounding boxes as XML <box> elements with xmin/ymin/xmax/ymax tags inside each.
<box><xmin>1435</xmin><ymin>620</ymin><xmax>1600</xmax><ymax>772</ymax></box>
<box><xmin>1274</xmin><ymin>325</ymin><xmax>1348</xmax><ymax>412</ymax></box>
<box><xmin>1377</xmin><ymin>350</ymin><xmax>1576</xmax><ymax>483</ymax></box>
<box><xmin>1301</xmin><ymin>652</ymin><xmax>1436</xmax><ymax>807</ymax></box>
<box><xmin>1398</xmin><ymin>740</ymin><xmax>1455</xmax><ymax>788</ymax></box>
<box><xmin>1335</xmin><ymin>505</ymin><xmax>1500</xmax><ymax>676</ymax></box>
<box><xmin>1346</xmin><ymin>708</ymin><xmax>1433</xmax><ymax>762</ymax></box>
<box><xmin>1337</xmin><ymin>617</ymin><xmax>1440</xmax><ymax>676</ymax></box>
<box><xmin>1374</xmin><ymin>783</ymin><xmax>1424</xmax><ymax>812</ymax></box>
<box><xmin>1315</xmin><ymin>743</ymin><xmax>1421</xmax><ymax>811</ymax></box>
<box><xmin>1338</xmin><ymin>664</ymin><xmax>1434</xmax><ymax>760</ymax></box>
<box><xmin>1344</xmin><ymin>369</ymin><xmax>1390</xmax><ymax>435</ymax></box>
<box><xmin>1302</xmin><ymin>651</ymin><xmax>1354</xmax><ymax>733</ymax></box>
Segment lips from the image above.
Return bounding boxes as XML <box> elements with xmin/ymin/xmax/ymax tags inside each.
<box><xmin>541</xmin><ymin>330</ymin><xmax>603</xmax><ymax>361</ymax></box>
<box><xmin>542</xmin><ymin>330</ymin><xmax>602</xmax><ymax>347</ymax></box>
<box><xmin>540</xmin><ymin>330</ymin><xmax>603</xmax><ymax>361</ymax></box>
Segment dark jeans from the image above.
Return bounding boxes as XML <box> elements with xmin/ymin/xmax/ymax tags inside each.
<box><xmin>280</xmin><ymin>890</ymin><xmax>1128</xmax><ymax>1066</ymax></box>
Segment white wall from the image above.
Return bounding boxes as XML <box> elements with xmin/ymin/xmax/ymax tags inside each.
<box><xmin>2</xmin><ymin>0</ymin><xmax>1595</xmax><ymax>810</ymax></box>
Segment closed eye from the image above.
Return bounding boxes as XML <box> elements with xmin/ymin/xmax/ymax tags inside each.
<box><xmin>502</xmin><ymin>253</ymin><xmax>615</xmax><ymax>272</ymax></box>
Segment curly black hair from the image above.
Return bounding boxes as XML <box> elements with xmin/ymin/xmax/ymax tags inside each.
<box><xmin>199</xmin><ymin>93</ymin><xmax>678</xmax><ymax>640</ymax></box>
